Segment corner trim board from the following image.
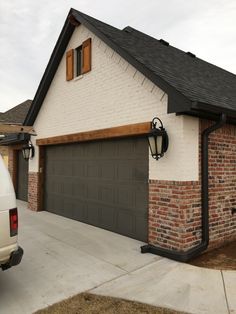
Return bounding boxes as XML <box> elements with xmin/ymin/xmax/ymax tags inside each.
<box><xmin>36</xmin><ymin>122</ymin><xmax>151</xmax><ymax>146</ymax></box>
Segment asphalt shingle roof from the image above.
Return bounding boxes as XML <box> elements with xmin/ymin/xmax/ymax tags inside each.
<box><xmin>73</xmin><ymin>10</ymin><xmax>236</xmax><ymax>113</ymax></box>
<box><xmin>0</xmin><ymin>100</ymin><xmax>32</xmax><ymax>124</ymax></box>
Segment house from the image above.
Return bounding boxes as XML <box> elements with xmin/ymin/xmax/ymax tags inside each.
<box><xmin>4</xmin><ymin>9</ymin><xmax>236</xmax><ymax>261</ymax></box>
<box><xmin>0</xmin><ymin>100</ymin><xmax>32</xmax><ymax>199</ymax></box>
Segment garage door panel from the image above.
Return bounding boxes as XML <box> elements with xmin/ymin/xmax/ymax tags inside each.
<box><xmin>86</xmin><ymin>142</ymin><xmax>101</xmax><ymax>158</ymax></box>
<box><xmin>135</xmin><ymin>140</ymin><xmax>148</xmax><ymax>157</ymax></box>
<box><xmin>87</xmin><ymin>183</ymin><xmax>100</xmax><ymax>201</ymax></box>
<box><xmin>45</xmin><ymin>195</ymin><xmax>54</xmax><ymax>212</ymax></box>
<box><xmin>87</xmin><ymin>202</ymin><xmax>101</xmax><ymax>225</ymax></box>
<box><xmin>49</xmin><ymin>180</ymin><xmax>62</xmax><ymax>195</ymax></box>
<box><xmin>117</xmin><ymin>186</ymin><xmax>135</xmax><ymax>209</ymax></box>
<box><xmin>134</xmin><ymin>162</ymin><xmax>148</xmax><ymax>181</ymax></box>
<box><xmin>70</xmin><ymin>144</ymin><xmax>83</xmax><ymax>159</ymax></box>
<box><xmin>73</xmin><ymin>201</ymin><xmax>87</xmax><ymax>221</ymax></box>
<box><xmin>72</xmin><ymin>162</ymin><xmax>85</xmax><ymax>177</ymax></box>
<box><xmin>49</xmin><ymin>195</ymin><xmax>64</xmax><ymax>215</ymax></box>
<box><xmin>117</xmin><ymin>140</ymin><xmax>135</xmax><ymax>158</ymax></box>
<box><xmin>87</xmin><ymin>161</ymin><xmax>101</xmax><ymax>178</ymax></box>
<box><xmin>45</xmin><ymin>137</ymin><xmax>148</xmax><ymax>241</ymax></box>
<box><xmin>135</xmin><ymin>216</ymin><xmax>148</xmax><ymax>241</ymax></box>
<box><xmin>117</xmin><ymin>210</ymin><xmax>135</xmax><ymax>237</ymax></box>
<box><xmin>63</xmin><ymin>163</ymin><xmax>73</xmax><ymax>177</ymax></box>
<box><xmin>17</xmin><ymin>151</ymin><xmax>29</xmax><ymax>201</ymax></box>
<box><xmin>100</xmin><ymin>205</ymin><xmax>116</xmax><ymax>229</ymax></box>
<box><xmin>73</xmin><ymin>181</ymin><xmax>87</xmax><ymax>198</ymax></box>
<box><xmin>117</xmin><ymin>161</ymin><xmax>134</xmax><ymax>181</ymax></box>
<box><xmin>101</xmin><ymin>161</ymin><xmax>116</xmax><ymax>180</ymax></box>
<box><xmin>100</xmin><ymin>141</ymin><xmax>118</xmax><ymax>158</ymax></box>
<box><xmin>100</xmin><ymin>185</ymin><xmax>115</xmax><ymax>204</ymax></box>
<box><xmin>63</xmin><ymin>179</ymin><xmax>73</xmax><ymax>196</ymax></box>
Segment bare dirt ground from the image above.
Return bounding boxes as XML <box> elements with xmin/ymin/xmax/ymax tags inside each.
<box><xmin>34</xmin><ymin>293</ymin><xmax>185</xmax><ymax>314</ymax></box>
<box><xmin>189</xmin><ymin>241</ymin><xmax>236</xmax><ymax>270</ymax></box>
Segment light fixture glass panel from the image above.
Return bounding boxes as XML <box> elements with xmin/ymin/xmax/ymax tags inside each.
<box><xmin>148</xmin><ymin>136</ymin><xmax>156</xmax><ymax>156</ymax></box>
<box><xmin>22</xmin><ymin>147</ymin><xmax>30</xmax><ymax>160</ymax></box>
<box><xmin>155</xmin><ymin>135</ymin><xmax>163</xmax><ymax>155</ymax></box>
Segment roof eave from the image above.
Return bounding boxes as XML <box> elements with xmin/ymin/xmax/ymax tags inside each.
<box><xmin>178</xmin><ymin>101</ymin><xmax>236</xmax><ymax>124</ymax></box>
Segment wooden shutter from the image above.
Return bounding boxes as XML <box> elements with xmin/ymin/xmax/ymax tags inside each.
<box><xmin>82</xmin><ymin>38</ymin><xmax>92</xmax><ymax>74</ymax></box>
<box><xmin>66</xmin><ymin>49</ymin><xmax>74</xmax><ymax>81</ymax></box>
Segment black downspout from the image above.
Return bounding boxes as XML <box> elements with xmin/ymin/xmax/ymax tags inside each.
<box><xmin>141</xmin><ymin>113</ymin><xmax>227</xmax><ymax>262</ymax></box>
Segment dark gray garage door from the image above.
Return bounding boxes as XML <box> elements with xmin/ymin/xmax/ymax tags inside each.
<box><xmin>17</xmin><ymin>151</ymin><xmax>29</xmax><ymax>201</ymax></box>
<box><xmin>44</xmin><ymin>137</ymin><xmax>148</xmax><ymax>241</ymax></box>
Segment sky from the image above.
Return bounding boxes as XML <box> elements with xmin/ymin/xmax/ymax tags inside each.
<box><xmin>0</xmin><ymin>0</ymin><xmax>236</xmax><ymax>112</ymax></box>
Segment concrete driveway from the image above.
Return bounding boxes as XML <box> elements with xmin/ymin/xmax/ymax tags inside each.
<box><xmin>0</xmin><ymin>201</ymin><xmax>235</xmax><ymax>314</ymax></box>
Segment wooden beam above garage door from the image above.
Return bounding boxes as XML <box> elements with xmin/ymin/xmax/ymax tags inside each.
<box><xmin>36</xmin><ymin>122</ymin><xmax>151</xmax><ymax>146</ymax></box>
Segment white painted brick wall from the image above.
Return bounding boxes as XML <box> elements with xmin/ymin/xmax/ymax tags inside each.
<box><xmin>30</xmin><ymin>24</ymin><xmax>199</xmax><ymax>181</ymax></box>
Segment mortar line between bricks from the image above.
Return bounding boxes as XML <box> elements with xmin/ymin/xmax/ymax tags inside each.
<box><xmin>221</xmin><ymin>270</ymin><xmax>230</xmax><ymax>314</ymax></box>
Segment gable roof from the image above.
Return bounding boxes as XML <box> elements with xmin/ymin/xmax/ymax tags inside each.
<box><xmin>25</xmin><ymin>9</ymin><xmax>236</xmax><ymax>126</ymax></box>
<box><xmin>0</xmin><ymin>100</ymin><xmax>32</xmax><ymax>145</ymax></box>
<box><xmin>0</xmin><ymin>100</ymin><xmax>32</xmax><ymax>124</ymax></box>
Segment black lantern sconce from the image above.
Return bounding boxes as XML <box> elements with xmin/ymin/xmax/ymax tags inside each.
<box><xmin>148</xmin><ymin>117</ymin><xmax>169</xmax><ymax>160</ymax></box>
<box><xmin>22</xmin><ymin>141</ymin><xmax>35</xmax><ymax>161</ymax></box>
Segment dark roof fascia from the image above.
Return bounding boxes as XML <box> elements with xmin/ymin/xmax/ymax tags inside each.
<box><xmin>71</xmin><ymin>10</ymin><xmax>192</xmax><ymax>113</ymax></box>
<box><xmin>181</xmin><ymin>111</ymin><xmax>236</xmax><ymax>125</ymax></box>
<box><xmin>191</xmin><ymin>101</ymin><xmax>236</xmax><ymax>120</ymax></box>
<box><xmin>24</xmin><ymin>14</ymin><xmax>76</xmax><ymax>126</ymax></box>
<box><xmin>178</xmin><ymin>102</ymin><xmax>236</xmax><ymax>125</ymax></box>
<box><xmin>179</xmin><ymin>110</ymin><xmax>224</xmax><ymax>122</ymax></box>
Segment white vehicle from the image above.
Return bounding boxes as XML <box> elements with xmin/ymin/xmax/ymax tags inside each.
<box><xmin>0</xmin><ymin>123</ymin><xmax>35</xmax><ymax>270</ymax></box>
<box><xmin>0</xmin><ymin>154</ymin><xmax>23</xmax><ymax>270</ymax></box>
<box><xmin>0</xmin><ymin>123</ymin><xmax>34</xmax><ymax>270</ymax></box>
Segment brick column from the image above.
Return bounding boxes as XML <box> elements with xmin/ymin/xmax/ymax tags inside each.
<box><xmin>28</xmin><ymin>172</ymin><xmax>40</xmax><ymax>211</ymax></box>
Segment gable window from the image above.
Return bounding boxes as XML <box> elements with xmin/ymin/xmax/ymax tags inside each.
<box><xmin>66</xmin><ymin>38</ymin><xmax>92</xmax><ymax>81</ymax></box>
<box><xmin>76</xmin><ymin>45</ymin><xmax>82</xmax><ymax>77</ymax></box>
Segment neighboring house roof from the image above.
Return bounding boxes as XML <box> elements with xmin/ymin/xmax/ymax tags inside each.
<box><xmin>0</xmin><ymin>100</ymin><xmax>32</xmax><ymax>145</ymax></box>
<box><xmin>0</xmin><ymin>100</ymin><xmax>32</xmax><ymax>124</ymax></box>
<box><xmin>24</xmin><ymin>9</ymin><xmax>236</xmax><ymax>126</ymax></box>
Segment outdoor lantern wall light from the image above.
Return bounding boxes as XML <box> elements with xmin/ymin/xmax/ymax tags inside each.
<box><xmin>22</xmin><ymin>141</ymin><xmax>35</xmax><ymax>161</ymax></box>
<box><xmin>148</xmin><ymin>117</ymin><xmax>169</xmax><ymax>160</ymax></box>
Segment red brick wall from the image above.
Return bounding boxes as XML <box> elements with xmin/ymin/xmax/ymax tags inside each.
<box><xmin>206</xmin><ymin>120</ymin><xmax>236</xmax><ymax>247</ymax></box>
<box><xmin>28</xmin><ymin>172</ymin><xmax>40</xmax><ymax>211</ymax></box>
<box><xmin>149</xmin><ymin>120</ymin><xmax>236</xmax><ymax>251</ymax></box>
<box><xmin>149</xmin><ymin>180</ymin><xmax>201</xmax><ymax>251</ymax></box>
